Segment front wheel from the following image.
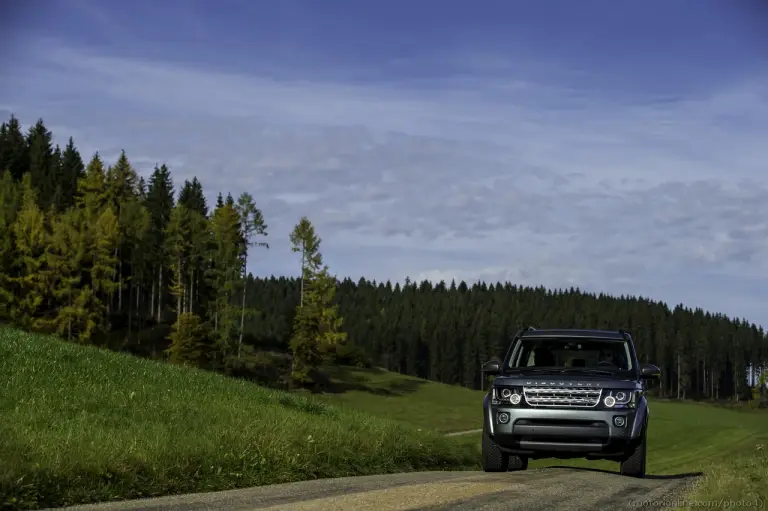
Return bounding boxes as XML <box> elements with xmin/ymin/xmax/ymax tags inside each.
<box><xmin>508</xmin><ymin>454</ymin><xmax>528</xmax><ymax>471</ymax></box>
<box><xmin>482</xmin><ymin>430</ymin><xmax>509</xmax><ymax>472</ymax></box>
<box><xmin>620</xmin><ymin>426</ymin><xmax>647</xmax><ymax>477</ymax></box>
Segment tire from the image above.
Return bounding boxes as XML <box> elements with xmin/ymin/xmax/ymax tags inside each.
<box><xmin>482</xmin><ymin>427</ymin><xmax>509</xmax><ymax>472</ymax></box>
<box><xmin>620</xmin><ymin>424</ymin><xmax>647</xmax><ymax>478</ymax></box>
<box><xmin>508</xmin><ymin>454</ymin><xmax>529</xmax><ymax>471</ymax></box>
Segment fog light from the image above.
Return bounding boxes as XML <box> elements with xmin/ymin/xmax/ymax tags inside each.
<box><xmin>613</xmin><ymin>416</ymin><xmax>626</xmax><ymax>427</ymax></box>
<box><xmin>510</xmin><ymin>393</ymin><xmax>521</xmax><ymax>405</ymax></box>
<box><xmin>498</xmin><ymin>412</ymin><xmax>510</xmax><ymax>424</ymax></box>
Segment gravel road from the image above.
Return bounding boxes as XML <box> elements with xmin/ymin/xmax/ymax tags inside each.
<box><xmin>56</xmin><ymin>467</ymin><xmax>701</xmax><ymax>511</ymax></box>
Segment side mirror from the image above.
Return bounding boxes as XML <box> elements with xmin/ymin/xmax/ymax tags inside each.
<box><xmin>640</xmin><ymin>363</ymin><xmax>660</xmax><ymax>379</ymax></box>
<box><xmin>482</xmin><ymin>360</ymin><xmax>501</xmax><ymax>375</ymax></box>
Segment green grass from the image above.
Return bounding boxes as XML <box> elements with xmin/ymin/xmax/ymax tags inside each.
<box><xmin>302</xmin><ymin>363</ymin><xmax>768</xmax><ymax>504</ymax></box>
<box><xmin>446</xmin><ymin>396</ymin><xmax>767</xmax><ymax>505</ymax></box>
<box><xmin>311</xmin><ymin>365</ymin><xmax>485</xmax><ymax>432</ymax></box>
<box><xmin>524</xmin><ymin>400</ymin><xmax>768</xmax><ymax>475</ymax></box>
<box><xmin>0</xmin><ymin>328</ymin><xmax>479</xmax><ymax>510</ymax></box>
<box><xmin>452</xmin><ymin>401</ymin><xmax>767</xmax><ymax>470</ymax></box>
<box><xmin>677</xmin><ymin>437</ymin><xmax>767</xmax><ymax>510</ymax></box>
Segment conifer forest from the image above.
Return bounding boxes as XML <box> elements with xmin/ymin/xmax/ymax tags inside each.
<box><xmin>1</xmin><ymin>114</ymin><xmax>766</xmax><ymax>399</ymax></box>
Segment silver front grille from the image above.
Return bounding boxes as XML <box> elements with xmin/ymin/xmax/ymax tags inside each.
<box><xmin>523</xmin><ymin>386</ymin><xmax>602</xmax><ymax>408</ymax></box>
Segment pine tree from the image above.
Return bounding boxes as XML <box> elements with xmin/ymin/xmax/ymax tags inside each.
<box><xmin>77</xmin><ymin>153</ymin><xmax>109</xmax><ymax>215</ymax></box>
<box><xmin>37</xmin><ymin>208</ymin><xmax>88</xmax><ymax>340</ymax></box>
<box><xmin>165</xmin><ymin>204</ymin><xmax>193</xmax><ymax>321</ymax></box>
<box><xmin>288</xmin><ymin>217</ymin><xmax>346</xmax><ymax>386</ymax></box>
<box><xmin>207</xmin><ymin>201</ymin><xmax>242</xmax><ymax>357</ymax></box>
<box><xmin>178</xmin><ymin>177</ymin><xmax>208</xmax><ymax>217</ymax></box>
<box><xmin>26</xmin><ymin>119</ymin><xmax>56</xmax><ymax>210</ymax></box>
<box><xmin>58</xmin><ymin>137</ymin><xmax>85</xmax><ymax>210</ymax></box>
<box><xmin>234</xmin><ymin>192</ymin><xmax>268</xmax><ymax>356</ymax></box>
<box><xmin>145</xmin><ymin>164</ymin><xmax>175</xmax><ymax>323</ymax></box>
<box><xmin>9</xmin><ymin>175</ymin><xmax>50</xmax><ymax>329</ymax></box>
<box><xmin>1</xmin><ymin>115</ymin><xmax>29</xmax><ymax>181</ymax></box>
<box><xmin>166</xmin><ymin>312</ymin><xmax>210</xmax><ymax>367</ymax></box>
<box><xmin>89</xmin><ymin>207</ymin><xmax>120</xmax><ymax>334</ymax></box>
<box><xmin>289</xmin><ymin>216</ymin><xmax>321</xmax><ymax>307</ymax></box>
<box><xmin>119</xmin><ymin>198</ymin><xmax>151</xmax><ymax>332</ymax></box>
<box><xmin>0</xmin><ymin>171</ymin><xmax>21</xmax><ymax>318</ymax></box>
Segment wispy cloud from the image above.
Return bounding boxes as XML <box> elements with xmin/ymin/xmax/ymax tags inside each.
<box><xmin>3</xmin><ymin>35</ymin><xmax>768</xmax><ymax>325</ymax></box>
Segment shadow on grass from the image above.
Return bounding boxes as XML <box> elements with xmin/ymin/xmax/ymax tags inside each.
<box><xmin>546</xmin><ymin>465</ymin><xmax>703</xmax><ymax>480</ymax></box>
<box><xmin>310</xmin><ymin>366</ymin><xmax>428</xmax><ymax>396</ymax></box>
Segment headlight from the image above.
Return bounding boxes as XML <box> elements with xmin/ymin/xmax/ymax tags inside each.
<box><xmin>492</xmin><ymin>386</ymin><xmax>523</xmax><ymax>405</ymax></box>
<box><xmin>602</xmin><ymin>390</ymin><xmax>636</xmax><ymax>408</ymax></box>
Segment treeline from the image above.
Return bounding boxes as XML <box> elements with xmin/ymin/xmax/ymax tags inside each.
<box><xmin>1</xmin><ymin>114</ymin><xmax>766</xmax><ymax>400</ymax></box>
<box><xmin>242</xmin><ymin>276</ymin><xmax>768</xmax><ymax>400</ymax></box>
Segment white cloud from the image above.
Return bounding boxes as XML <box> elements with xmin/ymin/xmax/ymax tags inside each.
<box><xmin>3</xmin><ymin>42</ymin><xmax>768</xmax><ymax>325</ymax></box>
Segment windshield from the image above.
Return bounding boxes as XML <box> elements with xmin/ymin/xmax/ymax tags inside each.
<box><xmin>506</xmin><ymin>337</ymin><xmax>634</xmax><ymax>372</ymax></box>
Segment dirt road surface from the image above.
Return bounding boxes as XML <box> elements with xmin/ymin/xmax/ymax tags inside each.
<box><xmin>56</xmin><ymin>467</ymin><xmax>701</xmax><ymax>511</ymax></box>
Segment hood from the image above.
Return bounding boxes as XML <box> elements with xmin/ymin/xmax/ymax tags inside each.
<box><xmin>493</xmin><ymin>373</ymin><xmax>640</xmax><ymax>390</ymax></box>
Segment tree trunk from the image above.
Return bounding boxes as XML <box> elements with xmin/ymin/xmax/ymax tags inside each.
<box><xmin>299</xmin><ymin>244</ymin><xmax>305</xmax><ymax>306</ymax></box>
<box><xmin>176</xmin><ymin>259</ymin><xmax>183</xmax><ymax>322</ymax></box>
<box><xmin>157</xmin><ymin>264</ymin><xmax>163</xmax><ymax>323</ymax></box>
<box><xmin>67</xmin><ymin>290</ymin><xmax>73</xmax><ymax>341</ymax></box>
<box><xmin>128</xmin><ymin>279</ymin><xmax>134</xmax><ymax>334</ymax></box>
<box><xmin>118</xmin><ymin>257</ymin><xmax>123</xmax><ymax>312</ymax></box>
<box><xmin>150</xmin><ymin>271</ymin><xmax>155</xmax><ymax>324</ymax></box>
<box><xmin>238</xmin><ymin>254</ymin><xmax>247</xmax><ymax>359</ymax></box>
<box><xmin>189</xmin><ymin>269</ymin><xmax>195</xmax><ymax>314</ymax></box>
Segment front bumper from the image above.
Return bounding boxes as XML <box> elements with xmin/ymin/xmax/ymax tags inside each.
<box><xmin>486</xmin><ymin>406</ymin><xmax>641</xmax><ymax>459</ymax></box>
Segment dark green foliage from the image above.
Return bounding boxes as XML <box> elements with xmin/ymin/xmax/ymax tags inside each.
<box><xmin>0</xmin><ymin>115</ymin><xmax>30</xmax><ymax>181</ymax></box>
<box><xmin>58</xmin><ymin>137</ymin><xmax>85</xmax><ymax>210</ymax></box>
<box><xmin>178</xmin><ymin>177</ymin><xmax>208</xmax><ymax>217</ymax></box>
<box><xmin>26</xmin><ymin>118</ymin><xmax>56</xmax><ymax>210</ymax></box>
<box><xmin>166</xmin><ymin>312</ymin><xmax>210</xmax><ymax>367</ymax></box>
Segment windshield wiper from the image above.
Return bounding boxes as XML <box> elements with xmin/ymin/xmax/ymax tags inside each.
<box><xmin>507</xmin><ymin>368</ymin><xmax>615</xmax><ymax>376</ymax></box>
<box><xmin>557</xmin><ymin>368</ymin><xmax>615</xmax><ymax>376</ymax></box>
<box><xmin>506</xmin><ymin>368</ymin><xmax>563</xmax><ymax>375</ymax></box>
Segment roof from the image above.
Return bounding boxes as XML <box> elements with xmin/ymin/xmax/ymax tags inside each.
<box><xmin>518</xmin><ymin>328</ymin><xmax>629</xmax><ymax>340</ymax></box>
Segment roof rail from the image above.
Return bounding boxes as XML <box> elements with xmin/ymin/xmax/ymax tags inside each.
<box><xmin>513</xmin><ymin>326</ymin><xmax>537</xmax><ymax>338</ymax></box>
<box><xmin>618</xmin><ymin>329</ymin><xmax>629</xmax><ymax>339</ymax></box>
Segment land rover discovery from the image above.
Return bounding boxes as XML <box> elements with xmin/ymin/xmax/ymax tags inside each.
<box><xmin>481</xmin><ymin>327</ymin><xmax>660</xmax><ymax>477</ymax></box>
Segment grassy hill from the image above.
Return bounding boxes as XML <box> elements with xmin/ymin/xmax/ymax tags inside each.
<box><xmin>0</xmin><ymin>328</ymin><xmax>479</xmax><ymax>510</ymax></box>
<box><xmin>308</xmin><ymin>365</ymin><xmax>485</xmax><ymax>432</ymax></box>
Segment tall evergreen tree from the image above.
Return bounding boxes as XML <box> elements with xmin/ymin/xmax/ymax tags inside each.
<box><xmin>288</xmin><ymin>217</ymin><xmax>346</xmax><ymax>385</ymax></box>
<box><xmin>1</xmin><ymin>115</ymin><xmax>29</xmax><ymax>181</ymax></box>
<box><xmin>0</xmin><ymin>171</ymin><xmax>21</xmax><ymax>318</ymax></box>
<box><xmin>9</xmin><ymin>175</ymin><xmax>49</xmax><ymax>329</ymax></box>
<box><xmin>145</xmin><ymin>164</ymin><xmax>175</xmax><ymax>323</ymax></box>
<box><xmin>58</xmin><ymin>137</ymin><xmax>85</xmax><ymax>210</ymax></box>
<box><xmin>289</xmin><ymin>216</ymin><xmax>321</xmax><ymax>306</ymax></box>
<box><xmin>26</xmin><ymin>118</ymin><xmax>56</xmax><ymax>210</ymax></box>
<box><xmin>235</xmin><ymin>192</ymin><xmax>268</xmax><ymax>356</ymax></box>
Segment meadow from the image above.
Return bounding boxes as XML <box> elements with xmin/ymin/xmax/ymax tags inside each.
<box><xmin>317</xmin><ymin>364</ymin><xmax>768</xmax><ymax>507</ymax></box>
<box><xmin>2</xmin><ymin>326</ymin><xmax>765</xmax><ymax>510</ymax></box>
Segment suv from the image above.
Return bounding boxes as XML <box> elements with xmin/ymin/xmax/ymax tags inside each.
<box><xmin>481</xmin><ymin>328</ymin><xmax>660</xmax><ymax>478</ymax></box>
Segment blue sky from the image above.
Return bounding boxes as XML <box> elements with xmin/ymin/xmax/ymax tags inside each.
<box><xmin>2</xmin><ymin>0</ymin><xmax>768</xmax><ymax>326</ymax></box>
